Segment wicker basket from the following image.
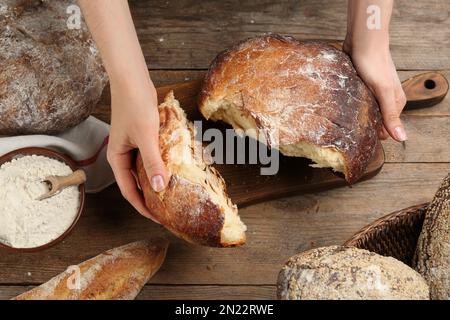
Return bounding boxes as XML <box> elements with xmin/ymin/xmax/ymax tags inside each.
<box><xmin>344</xmin><ymin>203</ymin><xmax>429</xmax><ymax>266</ymax></box>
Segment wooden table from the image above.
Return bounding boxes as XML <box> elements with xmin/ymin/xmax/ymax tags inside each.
<box><xmin>1</xmin><ymin>0</ymin><xmax>449</xmax><ymax>300</ymax></box>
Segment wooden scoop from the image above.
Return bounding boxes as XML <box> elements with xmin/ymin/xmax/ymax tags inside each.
<box><xmin>37</xmin><ymin>170</ymin><xmax>86</xmax><ymax>201</ymax></box>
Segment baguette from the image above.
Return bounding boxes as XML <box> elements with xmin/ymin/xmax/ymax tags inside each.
<box><xmin>199</xmin><ymin>34</ymin><xmax>381</xmax><ymax>183</ymax></box>
<box><xmin>136</xmin><ymin>92</ymin><xmax>247</xmax><ymax>247</ymax></box>
<box><xmin>13</xmin><ymin>239</ymin><xmax>169</xmax><ymax>300</ymax></box>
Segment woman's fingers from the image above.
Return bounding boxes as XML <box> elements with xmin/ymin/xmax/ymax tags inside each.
<box><xmin>378</xmin><ymin>125</ymin><xmax>390</xmax><ymax>140</ymax></box>
<box><xmin>136</xmin><ymin>129</ymin><xmax>169</xmax><ymax>193</ymax></box>
<box><xmin>394</xmin><ymin>79</ymin><xmax>407</xmax><ymax>115</ymax></box>
<box><xmin>348</xmin><ymin>46</ymin><xmax>408</xmax><ymax>143</ymax></box>
<box><xmin>107</xmin><ymin>146</ymin><xmax>161</xmax><ymax>224</ymax></box>
<box><xmin>373</xmin><ymin>81</ymin><xmax>407</xmax><ymax>142</ymax></box>
<box><xmin>391</xmin><ymin>57</ymin><xmax>408</xmax><ymax>115</ymax></box>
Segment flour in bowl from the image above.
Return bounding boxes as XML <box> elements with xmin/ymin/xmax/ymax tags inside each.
<box><xmin>0</xmin><ymin>155</ymin><xmax>80</xmax><ymax>248</ymax></box>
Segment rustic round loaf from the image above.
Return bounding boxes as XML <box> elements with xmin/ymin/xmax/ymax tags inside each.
<box><xmin>0</xmin><ymin>0</ymin><xmax>108</xmax><ymax>135</ymax></box>
<box><xmin>199</xmin><ymin>34</ymin><xmax>381</xmax><ymax>183</ymax></box>
<box><xmin>277</xmin><ymin>246</ymin><xmax>430</xmax><ymax>300</ymax></box>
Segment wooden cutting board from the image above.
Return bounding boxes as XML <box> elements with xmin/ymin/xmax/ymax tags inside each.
<box><xmin>155</xmin><ymin>72</ymin><xmax>448</xmax><ymax>207</ymax></box>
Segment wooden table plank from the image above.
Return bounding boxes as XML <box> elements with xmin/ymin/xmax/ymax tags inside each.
<box><xmin>382</xmin><ymin>116</ymin><xmax>450</xmax><ymax>162</ymax></box>
<box><xmin>128</xmin><ymin>0</ymin><xmax>450</xmax><ymax>70</ymax></box>
<box><xmin>0</xmin><ymin>287</ymin><xmax>31</xmax><ymax>300</ymax></box>
<box><xmin>137</xmin><ymin>285</ymin><xmax>276</xmax><ymax>300</ymax></box>
<box><xmin>2</xmin><ymin>0</ymin><xmax>450</xmax><ymax>299</ymax></box>
<box><xmin>0</xmin><ymin>285</ymin><xmax>276</xmax><ymax>300</ymax></box>
<box><xmin>1</xmin><ymin>163</ymin><xmax>448</xmax><ymax>285</ymax></box>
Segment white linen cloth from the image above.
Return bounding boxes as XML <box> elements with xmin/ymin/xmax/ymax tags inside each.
<box><xmin>0</xmin><ymin>116</ymin><xmax>115</xmax><ymax>193</ymax></box>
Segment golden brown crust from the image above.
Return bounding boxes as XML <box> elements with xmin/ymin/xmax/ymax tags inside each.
<box><xmin>137</xmin><ymin>155</ymin><xmax>227</xmax><ymax>246</ymax></box>
<box><xmin>199</xmin><ymin>34</ymin><xmax>381</xmax><ymax>183</ymax></box>
<box><xmin>277</xmin><ymin>246</ymin><xmax>429</xmax><ymax>300</ymax></box>
<box><xmin>13</xmin><ymin>239</ymin><xmax>169</xmax><ymax>300</ymax></box>
<box><xmin>136</xmin><ymin>93</ymin><xmax>245</xmax><ymax>247</ymax></box>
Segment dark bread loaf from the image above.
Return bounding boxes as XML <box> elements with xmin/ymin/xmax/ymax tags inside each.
<box><xmin>0</xmin><ymin>0</ymin><xmax>108</xmax><ymax>135</ymax></box>
<box><xmin>136</xmin><ymin>92</ymin><xmax>246</xmax><ymax>247</ymax></box>
<box><xmin>415</xmin><ymin>173</ymin><xmax>450</xmax><ymax>300</ymax></box>
<box><xmin>199</xmin><ymin>34</ymin><xmax>381</xmax><ymax>183</ymax></box>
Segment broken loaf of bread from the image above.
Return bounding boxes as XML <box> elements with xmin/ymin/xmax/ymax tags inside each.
<box><xmin>199</xmin><ymin>34</ymin><xmax>382</xmax><ymax>183</ymax></box>
<box><xmin>14</xmin><ymin>239</ymin><xmax>169</xmax><ymax>300</ymax></box>
<box><xmin>136</xmin><ymin>92</ymin><xmax>247</xmax><ymax>247</ymax></box>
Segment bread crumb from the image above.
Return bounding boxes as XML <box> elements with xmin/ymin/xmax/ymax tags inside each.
<box><xmin>0</xmin><ymin>4</ymin><xmax>7</xmax><ymax>14</ymax></box>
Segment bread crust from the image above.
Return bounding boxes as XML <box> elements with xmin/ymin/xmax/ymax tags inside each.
<box><xmin>14</xmin><ymin>239</ymin><xmax>169</xmax><ymax>300</ymax></box>
<box><xmin>136</xmin><ymin>93</ymin><xmax>246</xmax><ymax>247</ymax></box>
<box><xmin>277</xmin><ymin>246</ymin><xmax>429</xmax><ymax>300</ymax></box>
<box><xmin>138</xmin><ymin>155</ymin><xmax>227</xmax><ymax>246</ymax></box>
<box><xmin>414</xmin><ymin>173</ymin><xmax>450</xmax><ymax>299</ymax></box>
<box><xmin>0</xmin><ymin>0</ymin><xmax>108</xmax><ymax>134</ymax></box>
<box><xmin>199</xmin><ymin>34</ymin><xmax>381</xmax><ymax>183</ymax></box>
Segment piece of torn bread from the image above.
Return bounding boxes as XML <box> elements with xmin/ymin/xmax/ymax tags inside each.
<box><xmin>13</xmin><ymin>239</ymin><xmax>169</xmax><ymax>300</ymax></box>
<box><xmin>136</xmin><ymin>92</ymin><xmax>246</xmax><ymax>247</ymax></box>
<box><xmin>199</xmin><ymin>34</ymin><xmax>382</xmax><ymax>183</ymax></box>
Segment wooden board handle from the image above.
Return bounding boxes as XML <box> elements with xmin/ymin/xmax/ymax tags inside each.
<box><xmin>402</xmin><ymin>72</ymin><xmax>449</xmax><ymax>110</ymax></box>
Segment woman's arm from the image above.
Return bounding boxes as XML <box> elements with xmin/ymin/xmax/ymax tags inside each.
<box><xmin>78</xmin><ymin>0</ymin><xmax>168</xmax><ymax>221</ymax></box>
<box><xmin>345</xmin><ymin>0</ymin><xmax>407</xmax><ymax>142</ymax></box>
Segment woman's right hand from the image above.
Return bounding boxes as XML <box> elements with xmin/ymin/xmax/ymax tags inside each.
<box><xmin>345</xmin><ymin>0</ymin><xmax>407</xmax><ymax>142</ymax></box>
<box><xmin>107</xmin><ymin>78</ymin><xmax>169</xmax><ymax>223</ymax></box>
<box><xmin>344</xmin><ymin>40</ymin><xmax>407</xmax><ymax>142</ymax></box>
